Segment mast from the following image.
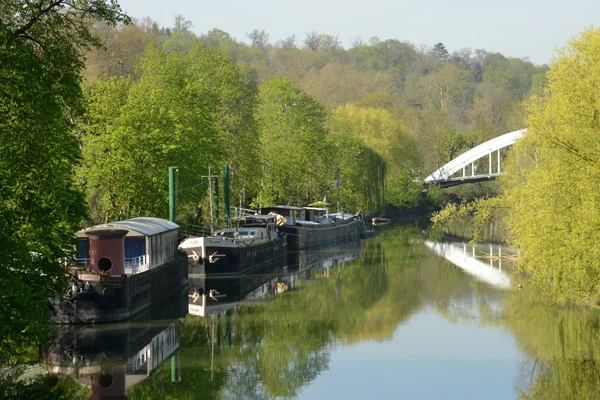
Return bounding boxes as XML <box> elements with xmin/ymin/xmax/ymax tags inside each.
<box><xmin>335</xmin><ymin>172</ymin><xmax>340</xmax><ymax>214</ymax></box>
<box><xmin>169</xmin><ymin>166</ymin><xmax>178</xmax><ymax>223</ymax></box>
<box><xmin>208</xmin><ymin>167</ymin><xmax>214</xmax><ymax>235</ymax></box>
<box><xmin>224</xmin><ymin>165</ymin><xmax>230</xmax><ymax>228</ymax></box>
<box><xmin>203</xmin><ymin>167</ymin><xmax>218</xmax><ymax>235</ymax></box>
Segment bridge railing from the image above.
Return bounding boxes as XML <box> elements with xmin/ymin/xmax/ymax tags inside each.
<box><xmin>425</xmin><ymin>129</ymin><xmax>526</xmax><ymax>185</ymax></box>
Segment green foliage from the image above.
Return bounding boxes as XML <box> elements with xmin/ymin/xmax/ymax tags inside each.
<box><xmin>437</xmin><ymin>130</ymin><xmax>477</xmax><ymax>163</ymax></box>
<box><xmin>78</xmin><ymin>44</ymin><xmax>259</xmax><ymax>223</ymax></box>
<box><xmin>493</xmin><ymin>288</ymin><xmax>600</xmax><ymax>399</ymax></box>
<box><xmin>0</xmin><ymin>0</ymin><xmax>128</xmax><ymax>364</ymax></box>
<box><xmin>79</xmin><ymin>21</ymin><xmax>550</xmax><ymax>220</ymax></box>
<box><xmin>503</xmin><ymin>27</ymin><xmax>600</xmax><ymax>305</ymax></box>
<box><xmin>0</xmin><ymin>369</ymin><xmax>89</xmax><ymax>399</ymax></box>
<box><xmin>129</xmin><ymin>226</ymin><xmax>440</xmax><ymax>398</ymax></box>
<box><xmin>432</xmin><ymin>196</ymin><xmax>507</xmax><ymax>242</ymax></box>
<box><xmin>431</xmin><ymin>42</ymin><xmax>449</xmax><ymax>61</ymax></box>
<box><xmin>330</xmin><ymin>104</ymin><xmax>421</xmax><ymax>209</ymax></box>
<box><xmin>326</xmin><ymin>113</ymin><xmax>386</xmax><ymax>213</ymax></box>
<box><xmin>256</xmin><ymin>77</ymin><xmax>332</xmax><ymax>206</ymax></box>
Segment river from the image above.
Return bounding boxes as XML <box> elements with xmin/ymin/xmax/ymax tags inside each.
<box><xmin>29</xmin><ymin>225</ymin><xmax>600</xmax><ymax>399</ymax></box>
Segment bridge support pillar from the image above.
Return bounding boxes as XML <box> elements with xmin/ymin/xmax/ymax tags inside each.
<box><xmin>498</xmin><ymin>149</ymin><xmax>501</xmax><ymax>173</ymax></box>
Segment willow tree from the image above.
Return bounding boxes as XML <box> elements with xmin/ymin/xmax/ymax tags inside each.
<box><xmin>503</xmin><ymin>27</ymin><xmax>600</xmax><ymax>304</ymax></box>
<box><xmin>327</xmin><ymin>115</ymin><xmax>386</xmax><ymax>214</ymax></box>
<box><xmin>0</xmin><ymin>0</ymin><xmax>128</xmax><ymax>363</ymax></box>
<box><xmin>330</xmin><ymin>104</ymin><xmax>422</xmax><ymax>208</ymax></box>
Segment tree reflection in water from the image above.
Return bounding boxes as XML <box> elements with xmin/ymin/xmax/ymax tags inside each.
<box><xmin>27</xmin><ymin>225</ymin><xmax>600</xmax><ymax>399</ymax></box>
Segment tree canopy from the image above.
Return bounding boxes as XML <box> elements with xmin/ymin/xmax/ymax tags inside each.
<box><xmin>0</xmin><ymin>0</ymin><xmax>129</xmax><ymax>364</ymax></box>
<box><xmin>503</xmin><ymin>27</ymin><xmax>600</xmax><ymax>305</ymax></box>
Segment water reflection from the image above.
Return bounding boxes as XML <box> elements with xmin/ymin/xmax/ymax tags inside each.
<box><xmin>425</xmin><ymin>240</ymin><xmax>512</xmax><ymax>289</ymax></box>
<box><xmin>35</xmin><ymin>289</ymin><xmax>187</xmax><ymax>399</ymax></box>
<box><xmin>27</xmin><ymin>227</ymin><xmax>600</xmax><ymax>399</ymax></box>
<box><xmin>40</xmin><ymin>321</ymin><xmax>182</xmax><ymax>399</ymax></box>
<box><xmin>499</xmin><ymin>289</ymin><xmax>600</xmax><ymax>399</ymax></box>
<box><xmin>187</xmin><ymin>240</ymin><xmax>361</xmax><ymax>318</ymax></box>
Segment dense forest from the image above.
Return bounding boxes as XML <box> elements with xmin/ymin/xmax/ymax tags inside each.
<box><xmin>76</xmin><ymin>16</ymin><xmax>547</xmax><ymax>226</ymax></box>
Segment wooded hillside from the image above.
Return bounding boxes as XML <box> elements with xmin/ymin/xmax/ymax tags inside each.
<box><xmin>78</xmin><ymin>16</ymin><xmax>547</xmax><ymax>224</ymax></box>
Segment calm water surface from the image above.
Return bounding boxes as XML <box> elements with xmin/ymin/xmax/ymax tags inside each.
<box><xmin>40</xmin><ymin>225</ymin><xmax>600</xmax><ymax>399</ymax></box>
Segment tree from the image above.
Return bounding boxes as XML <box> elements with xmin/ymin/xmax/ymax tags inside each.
<box><xmin>300</xmin><ymin>63</ymin><xmax>392</xmax><ymax>109</ymax></box>
<box><xmin>423</xmin><ymin>63</ymin><xmax>472</xmax><ymax>113</ymax></box>
<box><xmin>317</xmin><ymin>34</ymin><xmax>340</xmax><ymax>52</ymax></box>
<box><xmin>303</xmin><ymin>30</ymin><xmax>320</xmax><ymax>50</ymax></box>
<box><xmin>173</xmin><ymin>14</ymin><xmax>193</xmax><ymax>35</ymax></box>
<box><xmin>350</xmin><ymin>36</ymin><xmax>365</xmax><ymax>48</ymax></box>
<box><xmin>275</xmin><ymin>34</ymin><xmax>296</xmax><ymax>50</ymax></box>
<box><xmin>330</xmin><ymin>104</ymin><xmax>422</xmax><ymax>208</ymax></box>
<box><xmin>79</xmin><ymin>44</ymin><xmax>259</xmax><ymax>224</ymax></box>
<box><xmin>327</xmin><ymin>114</ymin><xmax>386</xmax><ymax>213</ymax></box>
<box><xmin>201</xmin><ymin>28</ymin><xmax>233</xmax><ymax>47</ymax></box>
<box><xmin>84</xmin><ymin>21</ymin><xmax>163</xmax><ymax>81</ymax></box>
<box><xmin>247</xmin><ymin>29</ymin><xmax>270</xmax><ymax>50</ymax></box>
<box><xmin>0</xmin><ymin>0</ymin><xmax>128</xmax><ymax>364</ymax></box>
<box><xmin>431</xmin><ymin>42</ymin><xmax>449</xmax><ymax>61</ymax></box>
<box><xmin>256</xmin><ymin>77</ymin><xmax>331</xmax><ymax>206</ymax></box>
<box><xmin>503</xmin><ymin>27</ymin><xmax>600</xmax><ymax>305</ymax></box>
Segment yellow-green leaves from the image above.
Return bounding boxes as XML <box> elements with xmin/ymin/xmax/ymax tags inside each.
<box><xmin>330</xmin><ymin>104</ymin><xmax>421</xmax><ymax>208</ymax></box>
<box><xmin>503</xmin><ymin>27</ymin><xmax>600</xmax><ymax>305</ymax></box>
<box><xmin>79</xmin><ymin>44</ymin><xmax>260</xmax><ymax>223</ymax></box>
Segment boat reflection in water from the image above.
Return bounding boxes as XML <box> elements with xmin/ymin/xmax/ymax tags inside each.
<box><xmin>40</xmin><ymin>290</ymin><xmax>187</xmax><ymax>399</ymax></box>
<box><xmin>424</xmin><ymin>240</ymin><xmax>512</xmax><ymax>289</ymax></box>
<box><xmin>188</xmin><ymin>255</ymin><xmax>289</xmax><ymax>317</ymax></box>
<box><xmin>188</xmin><ymin>239</ymin><xmax>362</xmax><ymax>317</ymax></box>
<box><xmin>287</xmin><ymin>238</ymin><xmax>361</xmax><ymax>281</ymax></box>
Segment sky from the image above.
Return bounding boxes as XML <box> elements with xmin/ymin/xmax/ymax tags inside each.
<box><xmin>115</xmin><ymin>0</ymin><xmax>600</xmax><ymax>66</ymax></box>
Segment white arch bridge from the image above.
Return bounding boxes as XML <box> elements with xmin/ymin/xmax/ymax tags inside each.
<box><xmin>424</xmin><ymin>128</ymin><xmax>526</xmax><ymax>188</ymax></box>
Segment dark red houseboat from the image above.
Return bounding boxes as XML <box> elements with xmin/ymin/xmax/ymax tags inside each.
<box><xmin>50</xmin><ymin>217</ymin><xmax>188</xmax><ymax>323</ymax></box>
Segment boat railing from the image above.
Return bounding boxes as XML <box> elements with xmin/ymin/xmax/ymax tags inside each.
<box><xmin>75</xmin><ymin>258</ymin><xmax>90</xmax><ymax>266</ymax></box>
<box><xmin>72</xmin><ymin>256</ymin><xmax>149</xmax><ymax>275</ymax></box>
<box><xmin>124</xmin><ymin>254</ymin><xmax>150</xmax><ymax>275</ymax></box>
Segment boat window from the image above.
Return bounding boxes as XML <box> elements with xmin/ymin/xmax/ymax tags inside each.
<box><xmin>239</xmin><ymin>231</ymin><xmax>249</xmax><ymax>237</ymax></box>
<box><xmin>78</xmin><ymin>239</ymin><xmax>89</xmax><ymax>261</ymax></box>
<box><xmin>217</xmin><ymin>231</ymin><xmax>235</xmax><ymax>238</ymax></box>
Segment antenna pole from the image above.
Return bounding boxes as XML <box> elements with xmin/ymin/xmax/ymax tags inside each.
<box><xmin>202</xmin><ymin>167</ymin><xmax>218</xmax><ymax>235</ymax></box>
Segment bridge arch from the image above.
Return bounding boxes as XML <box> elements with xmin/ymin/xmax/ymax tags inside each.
<box><xmin>424</xmin><ymin>129</ymin><xmax>526</xmax><ymax>187</ymax></box>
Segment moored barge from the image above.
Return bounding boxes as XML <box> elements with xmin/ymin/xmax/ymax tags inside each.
<box><xmin>180</xmin><ymin>214</ymin><xmax>287</xmax><ymax>276</ymax></box>
<box><xmin>261</xmin><ymin>205</ymin><xmax>365</xmax><ymax>250</ymax></box>
<box><xmin>50</xmin><ymin>217</ymin><xmax>188</xmax><ymax>324</ymax></box>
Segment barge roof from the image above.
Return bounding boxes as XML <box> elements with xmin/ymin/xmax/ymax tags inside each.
<box><xmin>262</xmin><ymin>205</ymin><xmax>304</xmax><ymax>210</ymax></box>
<box><xmin>78</xmin><ymin>217</ymin><xmax>179</xmax><ymax>237</ymax></box>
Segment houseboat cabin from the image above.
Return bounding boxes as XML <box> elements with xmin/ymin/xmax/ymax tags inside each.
<box><xmin>51</xmin><ymin>217</ymin><xmax>188</xmax><ymax>324</ymax></box>
<box><xmin>75</xmin><ymin>217</ymin><xmax>179</xmax><ymax>277</ymax></box>
<box><xmin>263</xmin><ymin>205</ymin><xmax>305</xmax><ymax>225</ymax></box>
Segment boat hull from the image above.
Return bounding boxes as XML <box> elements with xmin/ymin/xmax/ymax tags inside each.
<box><xmin>281</xmin><ymin>219</ymin><xmax>364</xmax><ymax>250</ymax></box>
<box><xmin>186</xmin><ymin>235</ymin><xmax>288</xmax><ymax>276</ymax></box>
<box><xmin>49</xmin><ymin>255</ymin><xmax>188</xmax><ymax>324</ymax></box>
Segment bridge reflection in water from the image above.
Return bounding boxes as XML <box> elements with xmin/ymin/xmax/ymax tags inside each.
<box><xmin>425</xmin><ymin>241</ymin><xmax>512</xmax><ymax>289</ymax></box>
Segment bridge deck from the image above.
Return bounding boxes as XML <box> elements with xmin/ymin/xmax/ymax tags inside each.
<box><xmin>424</xmin><ymin>129</ymin><xmax>526</xmax><ymax>186</ymax></box>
